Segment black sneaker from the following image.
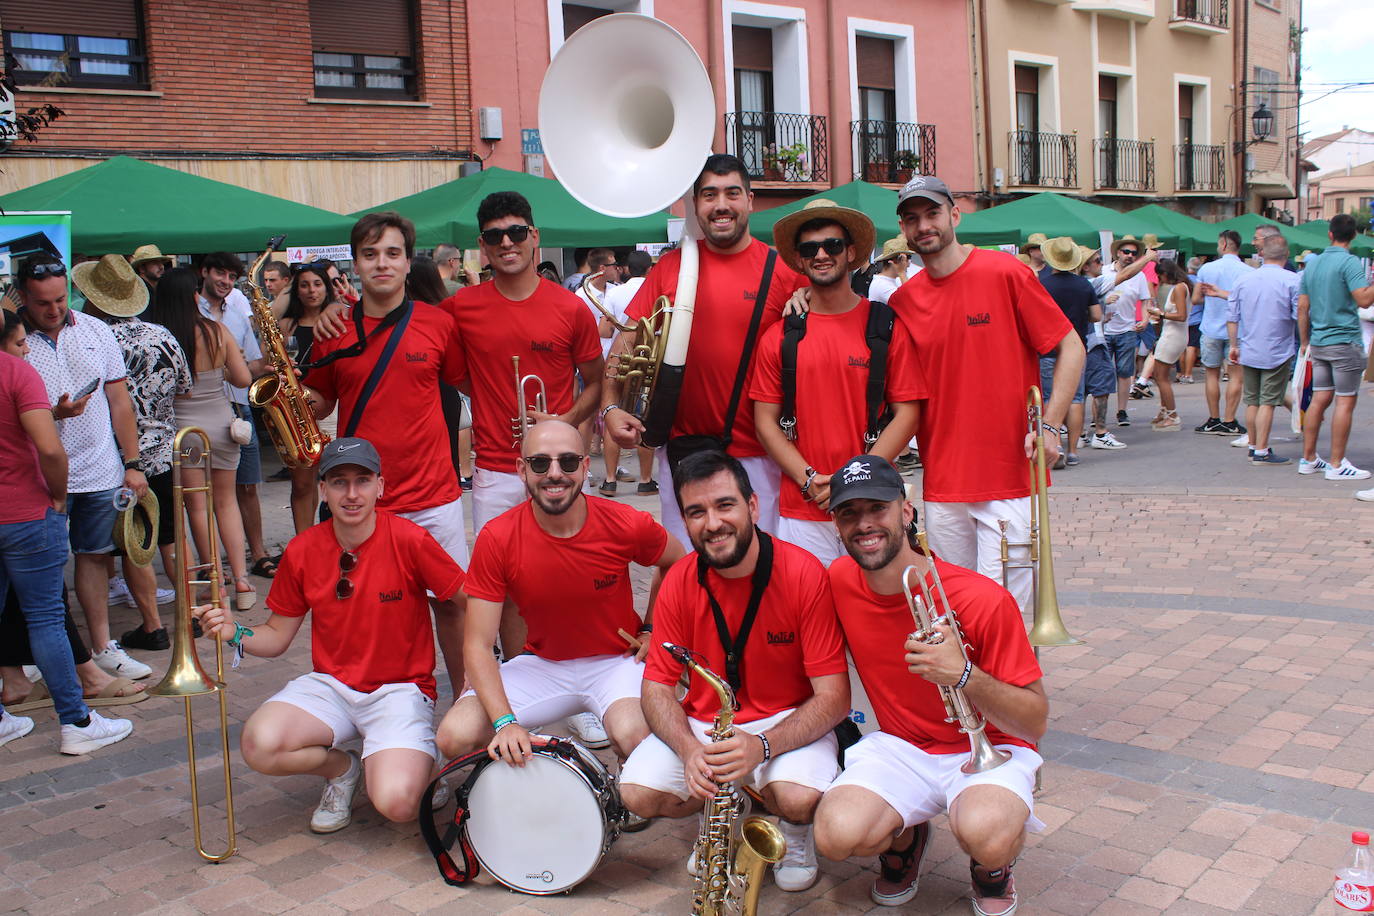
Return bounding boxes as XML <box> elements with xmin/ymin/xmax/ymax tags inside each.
<box><xmin>636</xmin><ymin>481</ymin><xmax>660</xmax><ymax>495</ymax></box>
<box><xmin>1116</xmin><ymin>410</ymin><xmax>1130</xmax><ymax>427</ymax></box>
<box><xmin>1194</xmin><ymin>417</ymin><xmax>1222</xmax><ymax>434</ymax></box>
<box><xmin>119</xmin><ymin>625</ymin><xmax>170</xmax><ymax>651</ymax></box>
<box><xmin>460</xmin><ymin>476</ymin><xmax>473</xmax><ymax>492</ymax></box>
<box><xmin>1216</xmin><ymin>420</ymin><xmax>1247</xmax><ymax>436</ymax></box>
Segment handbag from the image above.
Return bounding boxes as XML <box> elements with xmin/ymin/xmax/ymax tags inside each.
<box><xmin>1289</xmin><ymin>346</ymin><xmax>1311</xmax><ymax>435</ymax></box>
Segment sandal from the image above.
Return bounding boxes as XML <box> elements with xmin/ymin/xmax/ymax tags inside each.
<box><xmin>235</xmin><ymin>580</ymin><xmax>258</xmax><ymax>612</ymax></box>
<box><xmin>84</xmin><ymin>677</ymin><xmax>149</xmax><ymax>707</ymax></box>
<box><xmin>250</xmin><ymin>556</ymin><xmax>278</xmax><ymax>578</ymax></box>
<box><xmin>6</xmin><ymin>681</ymin><xmax>54</xmax><ymax>713</ymax></box>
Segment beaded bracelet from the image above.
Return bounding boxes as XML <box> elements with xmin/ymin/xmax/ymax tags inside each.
<box><xmin>492</xmin><ymin>714</ymin><xmax>518</xmax><ymax>733</ymax></box>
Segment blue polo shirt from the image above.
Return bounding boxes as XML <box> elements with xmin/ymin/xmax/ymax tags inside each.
<box><xmin>1300</xmin><ymin>245</ymin><xmax>1367</xmax><ymax>347</ymax></box>
<box><xmin>1196</xmin><ymin>254</ymin><xmax>1253</xmax><ymax>340</ymax></box>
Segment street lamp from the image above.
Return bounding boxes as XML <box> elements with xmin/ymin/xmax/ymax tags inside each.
<box><xmin>1251</xmin><ymin>103</ymin><xmax>1274</xmax><ymax>143</ymax></box>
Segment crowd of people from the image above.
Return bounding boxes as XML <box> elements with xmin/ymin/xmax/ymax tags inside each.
<box><xmin>0</xmin><ymin>153</ymin><xmax>1370</xmax><ymax>914</ymax></box>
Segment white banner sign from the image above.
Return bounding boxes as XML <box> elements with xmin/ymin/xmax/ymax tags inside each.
<box><xmin>286</xmin><ymin>244</ymin><xmax>352</xmax><ymax>264</ymax></box>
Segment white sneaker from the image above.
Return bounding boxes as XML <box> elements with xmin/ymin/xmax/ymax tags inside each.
<box><xmin>431</xmin><ymin>777</ymin><xmax>451</xmax><ymax>811</ymax></box>
<box><xmin>1077</xmin><ymin>433</ymin><xmax>1091</xmax><ymax>448</ymax></box>
<box><xmin>1298</xmin><ymin>455</ymin><xmax>1331</xmax><ymax>475</ymax></box>
<box><xmin>0</xmin><ymin>712</ymin><xmax>35</xmax><ymax>747</ymax></box>
<box><xmin>155</xmin><ymin>586</ymin><xmax>176</xmax><ymax>605</ymax></box>
<box><xmin>773</xmin><ymin>820</ymin><xmax>819</xmax><ymax>892</ymax></box>
<box><xmin>92</xmin><ymin>640</ymin><xmax>153</xmax><ymax>680</ymax></box>
<box><xmin>311</xmin><ymin>750</ymin><xmax>362</xmax><ymax>834</ymax></box>
<box><xmin>1356</xmin><ymin>488</ymin><xmax>1374</xmax><ymax>502</ymax></box>
<box><xmin>1090</xmin><ymin>432</ymin><xmax>1127</xmax><ymax>450</ymax></box>
<box><xmin>107</xmin><ymin>576</ymin><xmax>132</xmax><ymax>607</ymax></box>
<box><xmin>1325</xmin><ymin>459</ymin><xmax>1371</xmax><ymax>481</ymax></box>
<box><xmin>1230</xmin><ymin>435</ymin><xmax>1250</xmax><ymax>448</ymax></box>
<box><xmin>687</xmin><ymin>846</ymin><xmax>701</xmax><ymax>877</ymax></box>
<box><xmin>60</xmin><ymin>711</ymin><xmax>133</xmax><ymax>755</ymax></box>
<box><xmin>567</xmin><ymin>711</ymin><xmax>611</xmax><ymax>749</ymax></box>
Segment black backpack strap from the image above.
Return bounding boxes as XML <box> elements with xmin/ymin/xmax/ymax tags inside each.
<box><xmin>419</xmin><ymin>749</ymin><xmax>492</xmax><ymax>887</ymax></box>
<box><xmin>343</xmin><ymin>300</ymin><xmax>413</xmax><ymax>437</ymax></box>
<box><xmin>719</xmin><ymin>249</ymin><xmax>777</xmax><ymax>450</ymax></box>
<box><xmin>863</xmin><ymin>300</ymin><xmax>896</xmax><ymax>447</ymax></box>
<box><xmin>778</xmin><ymin>310</ymin><xmax>807</xmax><ymax>441</ymax></box>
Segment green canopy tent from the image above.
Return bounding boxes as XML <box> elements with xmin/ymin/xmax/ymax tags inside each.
<box><xmin>0</xmin><ymin>155</ymin><xmax>356</xmax><ymax>254</ymax></box>
<box><xmin>748</xmin><ymin>180</ymin><xmax>901</xmax><ymax>248</ymax></box>
<box><xmin>1211</xmin><ymin>213</ymin><xmax>1321</xmax><ymax>257</ymax></box>
<box><xmin>1122</xmin><ymin>204</ymin><xmax>1220</xmax><ymax>258</ymax></box>
<box><xmin>955</xmin><ymin>192</ymin><xmax>1181</xmax><ymax>251</ymax></box>
<box><xmin>354</xmin><ymin>166</ymin><xmax>669</xmax><ymax>248</ymax></box>
<box><xmin>1292</xmin><ymin>220</ymin><xmax>1374</xmax><ymax>256</ymax></box>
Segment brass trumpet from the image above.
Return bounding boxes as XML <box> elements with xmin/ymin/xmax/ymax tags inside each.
<box><xmin>999</xmin><ymin>386</ymin><xmax>1082</xmax><ymax>648</ymax></box>
<box><xmin>510</xmin><ymin>355</ymin><xmax>548</xmax><ymax>446</ymax></box>
<box><xmin>148</xmin><ymin>427</ymin><xmax>237</xmax><ymax>862</ymax></box>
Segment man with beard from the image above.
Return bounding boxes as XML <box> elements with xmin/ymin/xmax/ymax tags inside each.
<box><xmin>751</xmin><ymin>200</ymin><xmax>925</xmax><ymax>566</ymax></box>
<box><xmin>435</xmin><ymin>420</ymin><xmax>684</xmax><ymax>764</ymax></box>
<box><xmin>602</xmin><ymin>154</ymin><xmax>807</xmax><ymax>546</ymax></box>
<box><xmin>814</xmin><ymin>455</ymin><xmax>1047</xmax><ymax>915</ymax></box>
<box><xmin>129</xmin><ymin>245</ymin><xmax>174</xmax><ymax>292</ymax></box>
<box><xmin>619</xmin><ymin>450</ymin><xmax>849</xmax><ymax>893</ymax></box>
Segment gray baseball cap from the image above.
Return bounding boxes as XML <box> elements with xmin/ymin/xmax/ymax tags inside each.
<box><xmin>317</xmin><ymin>437</ymin><xmax>383</xmax><ymax>479</ymax></box>
<box><xmin>896</xmin><ymin>174</ymin><xmax>955</xmax><ymax>210</ymax></box>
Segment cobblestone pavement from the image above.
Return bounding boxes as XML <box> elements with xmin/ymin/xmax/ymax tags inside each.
<box><xmin>2</xmin><ymin>382</ymin><xmax>1372</xmax><ymax>915</ymax></box>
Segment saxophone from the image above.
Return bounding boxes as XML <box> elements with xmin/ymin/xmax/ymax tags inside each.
<box><xmin>245</xmin><ymin>236</ymin><xmax>329</xmax><ymax>468</ymax></box>
<box><xmin>662</xmin><ymin>642</ymin><xmax>785</xmax><ymax>916</ymax></box>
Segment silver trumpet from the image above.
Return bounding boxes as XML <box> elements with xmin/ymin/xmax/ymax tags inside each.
<box><xmin>902</xmin><ymin>548</ymin><xmax>1011</xmax><ymax>775</ymax></box>
<box><xmin>510</xmin><ymin>355</ymin><xmax>548</xmax><ymax>446</ymax></box>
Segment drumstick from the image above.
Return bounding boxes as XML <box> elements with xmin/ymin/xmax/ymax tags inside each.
<box><xmin>618</xmin><ymin>627</ymin><xmax>642</xmax><ymax>652</ymax></box>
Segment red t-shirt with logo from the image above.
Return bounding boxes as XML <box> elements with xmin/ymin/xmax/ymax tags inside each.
<box><xmin>440</xmin><ymin>279</ymin><xmax>602</xmax><ymax>473</ymax></box>
<box><xmin>888</xmin><ymin>248</ymin><xmax>1070</xmax><ymax>502</ymax></box>
<box><xmin>463</xmin><ymin>495</ymin><xmax>669</xmax><ymax>660</ymax></box>
<box><xmin>828</xmin><ymin>554</ymin><xmax>1041</xmax><ymax>753</ymax></box>
<box><xmin>643</xmin><ymin>536</ymin><xmax>847</xmax><ymax>724</ymax></box>
<box><xmin>305</xmin><ymin>302</ymin><xmax>466</xmax><ymax>513</ymax></box>
<box><xmin>750</xmin><ymin>301</ymin><xmax>929</xmax><ymax>520</ymax></box>
<box><xmin>267</xmin><ymin>512</ymin><xmax>466</xmax><ymax>699</ymax></box>
<box><xmin>0</xmin><ymin>354</ymin><xmax>53</xmax><ymax>525</ymax></box>
<box><xmin>625</xmin><ymin>239</ymin><xmax>806</xmax><ymax>457</ymax></box>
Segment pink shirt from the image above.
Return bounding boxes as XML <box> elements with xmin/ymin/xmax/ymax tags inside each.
<box><xmin>0</xmin><ymin>353</ymin><xmax>55</xmax><ymax>524</ymax></box>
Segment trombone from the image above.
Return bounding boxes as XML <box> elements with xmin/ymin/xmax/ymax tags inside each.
<box><xmin>148</xmin><ymin>427</ymin><xmax>237</xmax><ymax>862</ymax></box>
<box><xmin>510</xmin><ymin>355</ymin><xmax>548</xmax><ymax>446</ymax></box>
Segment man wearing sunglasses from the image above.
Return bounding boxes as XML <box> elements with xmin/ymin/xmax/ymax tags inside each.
<box><xmin>436</xmin><ymin>419</ymin><xmax>685</xmax><ymax>770</ymax></box>
<box><xmin>750</xmin><ymin>200</ymin><xmax>925</xmax><ymax>567</ymax></box>
<box><xmin>198</xmin><ymin>437</ymin><xmax>465</xmax><ymax>835</ymax></box>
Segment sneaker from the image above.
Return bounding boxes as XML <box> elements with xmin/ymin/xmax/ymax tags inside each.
<box><xmin>615</xmin><ymin>467</ymin><xmax>636</xmax><ymax>482</ymax></box>
<box><xmin>1116</xmin><ymin>410</ymin><xmax>1130</xmax><ymax>427</ymax></box>
<box><xmin>0</xmin><ymin>712</ymin><xmax>35</xmax><ymax>747</ymax></box>
<box><xmin>119</xmin><ymin>625</ymin><xmax>170</xmax><ymax>651</ymax></box>
<box><xmin>567</xmin><ymin>711</ymin><xmax>611</xmax><ymax>749</ymax></box>
<box><xmin>1230</xmin><ymin>434</ymin><xmax>1251</xmax><ymax>448</ymax></box>
<box><xmin>895</xmin><ymin>452</ymin><xmax>921</xmax><ymax>470</ymax></box>
<box><xmin>1065</xmin><ymin>454</ymin><xmax>1080</xmax><ymax>467</ymax></box>
<box><xmin>1051</xmin><ymin>452</ymin><xmax>1066</xmax><ymax>470</ymax></box>
<box><xmin>1215</xmin><ymin>420</ymin><xmax>1246</xmax><ymax>436</ymax></box>
<box><xmin>687</xmin><ymin>845</ymin><xmax>701</xmax><ymax>877</ymax></box>
<box><xmin>460</xmin><ymin>476</ymin><xmax>473</xmax><ymax>492</ymax></box>
<box><xmin>971</xmin><ymin>862</ymin><xmax>1018</xmax><ymax>916</ymax></box>
<box><xmin>431</xmin><ymin>777</ymin><xmax>451</xmax><ymax>811</ymax></box>
<box><xmin>1077</xmin><ymin>433</ymin><xmax>1091</xmax><ymax>448</ymax></box>
<box><xmin>1130</xmin><ymin>381</ymin><xmax>1154</xmax><ymax>399</ymax></box>
<box><xmin>1194</xmin><ymin>417</ymin><xmax>1223</xmax><ymax>434</ymax></box>
<box><xmin>636</xmin><ymin>481</ymin><xmax>659</xmax><ymax>495</ymax></box>
<box><xmin>311</xmin><ymin>750</ymin><xmax>362</xmax><ymax>833</ymax></box>
<box><xmin>107</xmin><ymin>576</ymin><xmax>132</xmax><ymax>607</ymax></box>
<box><xmin>1298</xmin><ymin>455</ymin><xmax>1331</xmax><ymax>475</ymax></box>
<box><xmin>1250</xmin><ymin>451</ymin><xmax>1291</xmax><ymax>466</ymax></box>
<box><xmin>1325</xmin><ymin>459</ymin><xmax>1372</xmax><ymax>481</ymax></box>
<box><xmin>155</xmin><ymin>587</ymin><xmax>175</xmax><ymax>605</ymax></box>
<box><xmin>871</xmin><ymin>821</ymin><xmax>929</xmax><ymax>906</ymax></box>
<box><xmin>1356</xmin><ymin>488</ymin><xmax>1374</xmax><ymax>502</ymax></box>
<box><xmin>92</xmin><ymin>641</ymin><xmax>153</xmax><ymax>680</ymax></box>
<box><xmin>598</xmin><ymin>479</ymin><xmax>617</xmax><ymax>496</ymax></box>
<box><xmin>59</xmin><ymin>711</ymin><xmax>133</xmax><ymax>755</ymax></box>
<box><xmin>774</xmin><ymin>820</ymin><xmax>819</xmax><ymax>892</ymax></box>
<box><xmin>621</xmin><ymin>810</ymin><xmax>651</xmax><ymax>833</ymax></box>
<box><xmin>1090</xmin><ymin>431</ymin><xmax>1127</xmax><ymax>450</ymax></box>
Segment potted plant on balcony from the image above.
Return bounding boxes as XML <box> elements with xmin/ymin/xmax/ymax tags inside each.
<box><xmin>864</xmin><ymin>157</ymin><xmax>891</xmax><ymax>183</ymax></box>
<box><xmin>761</xmin><ymin>143</ymin><xmax>783</xmax><ymax>181</ymax></box>
<box><xmin>894</xmin><ymin>149</ymin><xmax>920</xmax><ymax>183</ymax></box>
<box><xmin>763</xmin><ymin>142</ymin><xmax>807</xmax><ymax>181</ymax></box>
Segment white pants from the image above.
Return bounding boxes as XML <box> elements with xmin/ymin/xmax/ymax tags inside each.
<box><xmin>778</xmin><ymin>517</ymin><xmax>845</xmax><ymax>568</ymax></box>
<box><xmin>471</xmin><ymin>467</ymin><xmax>528</xmax><ymax>534</ymax></box>
<box><xmin>655</xmin><ymin>450</ymin><xmax>781</xmax><ymax>548</ymax></box>
<box><xmin>397</xmin><ymin>495</ymin><xmax>469</xmax><ymax>569</ymax></box>
<box><xmin>923</xmin><ymin>498</ymin><xmax>1031</xmax><ymax>610</ymax></box>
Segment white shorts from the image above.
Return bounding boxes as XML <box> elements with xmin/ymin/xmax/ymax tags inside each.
<box><xmin>923</xmin><ymin>498</ymin><xmax>1030</xmax><ymax>611</ymax></box>
<box><xmin>398</xmin><ymin>494</ymin><xmax>469</xmax><ymax>570</ymax></box>
<box><xmin>266</xmin><ymin>672</ymin><xmax>438</xmax><ymax>760</ymax></box>
<box><xmin>778</xmin><ymin>517</ymin><xmax>845</xmax><ymax>568</ymax></box>
<box><xmin>620</xmin><ymin>708</ymin><xmax>838</xmax><ymax>801</ymax></box>
<box><xmin>829</xmin><ymin>731</ymin><xmax>1044</xmax><ymax>832</ymax></box>
<box><xmin>460</xmin><ymin>653</ymin><xmax>643</xmax><ymax>727</ymax></box>
<box><xmin>472</xmin><ymin>467</ymin><xmax>527</xmax><ymax>534</ymax></box>
<box><xmin>655</xmin><ymin>450</ymin><xmax>781</xmax><ymax>548</ymax></box>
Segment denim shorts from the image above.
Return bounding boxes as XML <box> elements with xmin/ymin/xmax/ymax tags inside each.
<box><xmin>1137</xmin><ymin>324</ymin><xmax>1158</xmax><ymax>355</ymax></box>
<box><xmin>232</xmin><ymin>402</ymin><xmax>263</xmax><ymax>486</ymax></box>
<box><xmin>1103</xmin><ymin>331</ymin><xmax>1138</xmax><ymax>379</ymax></box>
<box><xmin>1188</xmin><ymin>324</ymin><xmax>1202</xmax><ymax>349</ymax></box>
<box><xmin>1039</xmin><ymin>355</ymin><xmax>1085</xmax><ymax>404</ymax></box>
<box><xmin>1200</xmin><ymin>335</ymin><xmax>1228</xmax><ymax>369</ymax></box>
<box><xmin>1084</xmin><ymin>346</ymin><xmax>1117</xmax><ymax>397</ymax></box>
<box><xmin>66</xmin><ymin>487</ymin><xmax>119</xmax><ymax>555</ymax></box>
<box><xmin>1309</xmin><ymin>342</ymin><xmax>1366</xmax><ymax>396</ymax></box>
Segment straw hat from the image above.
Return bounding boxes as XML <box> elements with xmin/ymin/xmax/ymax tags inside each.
<box><xmin>1020</xmin><ymin>232</ymin><xmax>1049</xmax><ymax>254</ymax></box>
<box><xmin>1110</xmin><ymin>234</ymin><xmax>1162</xmax><ymax>259</ymax></box>
<box><xmin>71</xmin><ymin>254</ymin><xmax>149</xmax><ymax>317</ymax></box>
<box><xmin>1077</xmin><ymin>245</ymin><xmax>1101</xmax><ymax>267</ymax></box>
<box><xmin>1016</xmin><ymin>253</ymin><xmax>1033</xmax><ymax>267</ymax></box>
<box><xmin>113</xmin><ymin>489</ymin><xmax>159</xmax><ymax>567</ymax></box>
<box><xmin>773</xmin><ymin>199</ymin><xmax>877</xmax><ymax>273</ymax></box>
<box><xmin>1296</xmin><ymin>249</ymin><xmax>1313</xmax><ymax>264</ymax></box>
<box><xmin>1043</xmin><ymin>236</ymin><xmax>1087</xmax><ymax>272</ymax></box>
<box><xmin>875</xmin><ymin>236</ymin><xmax>914</xmax><ymax>262</ymax></box>
<box><xmin>129</xmin><ymin>244</ymin><xmax>174</xmax><ymax>268</ymax></box>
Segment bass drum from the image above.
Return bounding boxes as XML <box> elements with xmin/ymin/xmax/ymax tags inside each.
<box><xmin>464</xmin><ymin>739</ymin><xmax>624</xmax><ymax>894</ymax></box>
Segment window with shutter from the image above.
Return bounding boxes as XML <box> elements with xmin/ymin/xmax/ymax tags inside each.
<box><xmin>1</xmin><ymin>0</ymin><xmax>147</xmax><ymax>89</ymax></box>
<box><xmin>308</xmin><ymin>0</ymin><xmax>418</xmax><ymax>100</ymax></box>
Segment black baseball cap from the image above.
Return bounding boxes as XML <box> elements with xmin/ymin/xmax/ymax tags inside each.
<box><xmin>827</xmin><ymin>455</ymin><xmax>906</xmax><ymax>511</ymax></box>
<box><xmin>317</xmin><ymin>437</ymin><xmax>383</xmax><ymax>479</ymax></box>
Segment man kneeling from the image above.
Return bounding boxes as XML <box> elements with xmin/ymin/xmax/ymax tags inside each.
<box><xmin>815</xmin><ymin>455</ymin><xmax>1047</xmax><ymax>915</ymax></box>
<box><xmin>199</xmin><ymin>438</ymin><xmax>464</xmax><ymax>833</ymax></box>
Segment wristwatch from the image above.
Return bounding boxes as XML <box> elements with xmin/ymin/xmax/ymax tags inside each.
<box><xmin>122</xmin><ymin>457</ymin><xmax>143</xmax><ymax>472</ymax></box>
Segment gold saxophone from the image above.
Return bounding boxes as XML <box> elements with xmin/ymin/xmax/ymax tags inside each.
<box><xmin>245</xmin><ymin>236</ymin><xmax>329</xmax><ymax>468</ymax></box>
<box><xmin>662</xmin><ymin>642</ymin><xmax>785</xmax><ymax>916</ymax></box>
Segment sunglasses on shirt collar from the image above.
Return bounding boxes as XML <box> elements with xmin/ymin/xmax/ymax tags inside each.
<box><xmin>335</xmin><ymin>549</ymin><xmax>359</xmax><ymax>600</ymax></box>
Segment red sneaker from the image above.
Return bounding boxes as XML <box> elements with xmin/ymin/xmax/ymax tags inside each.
<box><xmin>870</xmin><ymin>821</ymin><xmax>929</xmax><ymax>906</ymax></box>
<box><xmin>971</xmin><ymin>862</ymin><xmax>1018</xmax><ymax>916</ymax></box>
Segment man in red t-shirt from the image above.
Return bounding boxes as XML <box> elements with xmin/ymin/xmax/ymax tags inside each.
<box><xmin>435</xmin><ymin>420</ymin><xmax>685</xmax><ymax>764</ymax></box>
<box><xmin>602</xmin><ymin>154</ymin><xmax>807</xmax><ymax>547</ymax></box>
<box><xmin>812</xmin><ymin>455</ymin><xmax>1046</xmax><ymax>914</ymax></box>
<box><xmin>619</xmin><ymin>450</ymin><xmax>849</xmax><ymax>894</ymax></box>
<box><xmin>752</xmin><ymin>199</ymin><xmax>925</xmax><ymax>566</ymax></box>
<box><xmin>439</xmin><ymin>191</ymin><xmax>605</xmax><ymax>535</ymax></box>
<box><xmin>199</xmin><ymin>438</ymin><xmax>465</xmax><ymax>836</ymax></box>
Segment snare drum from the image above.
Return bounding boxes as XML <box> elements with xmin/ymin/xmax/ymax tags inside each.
<box><xmin>463</xmin><ymin>738</ymin><xmax>624</xmax><ymax>894</ymax></box>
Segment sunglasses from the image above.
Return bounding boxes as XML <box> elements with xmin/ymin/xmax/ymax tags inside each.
<box><xmin>335</xmin><ymin>549</ymin><xmax>359</xmax><ymax>601</ymax></box>
<box><xmin>797</xmin><ymin>238</ymin><xmax>848</xmax><ymax>259</ymax></box>
<box><xmin>23</xmin><ymin>262</ymin><xmax>68</xmax><ymax>279</ymax></box>
<box><xmin>1118</xmin><ymin>249</ymin><xmax>1139</xmax><ymax>257</ymax></box>
<box><xmin>524</xmin><ymin>453</ymin><xmax>584</xmax><ymax>475</ymax></box>
<box><xmin>480</xmin><ymin>225</ymin><xmax>532</xmax><ymax>246</ymax></box>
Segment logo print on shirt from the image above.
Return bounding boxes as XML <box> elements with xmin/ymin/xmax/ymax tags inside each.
<box><xmin>766</xmin><ymin>631</ymin><xmax>796</xmax><ymax>645</ymax></box>
<box><xmin>530</xmin><ymin>340</ymin><xmax>554</xmax><ymax>352</ymax></box>
<box><xmin>378</xmin><ymin>589</ymin><xmax>403</xmax><ymax>603</ymax></box>
<box><xmin>593</xmin><ymin>574</ymin><xmax>619</xmax><ymax>591</ymax></box>
<box><xmin>966</xmin><ymin>312</ymin><xmax>992</xmax><ymax>326</ymax></box>
<box><xmin>847</xmin><ymin>355</ymin><xmax>870</xmax><ymax>368</ymax></box>
<box><xmin>405</xmin><ymin>351</ymin><xmax>429</xmax><ymax>362</ymax></box>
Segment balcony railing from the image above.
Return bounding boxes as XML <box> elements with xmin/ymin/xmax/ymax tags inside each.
<box><xmin>1093</xmin><ymin>137</ymin><xmax>1155</xmax><ymax>191</ymax></box>
<box><xmin>1175</xmin><ymin>143</ymin><xmax>1226</xmax><ymax>192</ymax></box>
<box><xmin>850</xmin><ymin>120</ymin><xmax>937</xmax><ymax>184</ymax></box>
<box><xmin>1008</xmin><ymin>130</ymin><xmax>1078</xmax><ymax>188</ymax></box>
<box><xmin>1171</xmin><ymin>0</ymin><xmax>1227</xmax><ymax>28</ymax></box>
<box><xmin>724</xmin><ymin>111</ymin><xmax>829</xmax><ymax>183</ymax></box>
